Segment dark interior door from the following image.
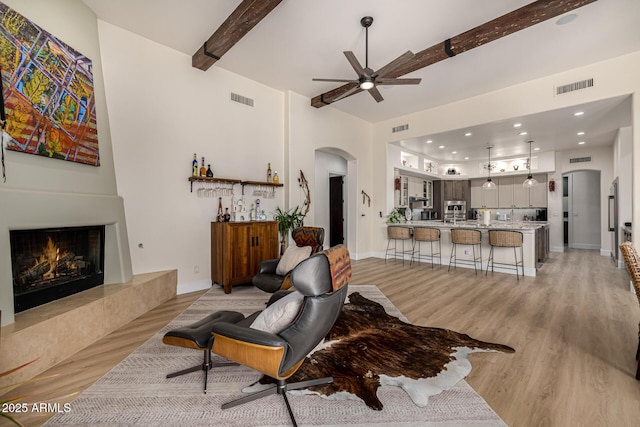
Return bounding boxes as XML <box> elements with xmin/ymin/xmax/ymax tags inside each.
<box><xmin>329</xmin><ymin>176</ymin><xmax>344</xmax><ymax>247</ymax></box>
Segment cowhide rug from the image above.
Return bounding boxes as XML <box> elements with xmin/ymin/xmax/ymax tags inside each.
<box><xmin>246</xmin><ymin>292</ymin><xmax>515</xmax><ymax>410</ymax></box>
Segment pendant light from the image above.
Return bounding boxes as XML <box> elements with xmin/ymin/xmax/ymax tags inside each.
<box><xmin>482</xmin><ymin>145</ymin><xmax>496</xmax><ymax>189</ymax></box>
<box><xmin>523</xmin><ymin>140</ymin><xmax>538</xmax><ymax>188</ymax></box>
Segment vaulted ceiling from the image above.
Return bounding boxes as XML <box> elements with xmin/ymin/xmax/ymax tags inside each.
<box><xmin>82</xmin><ymin>0</ymin><xmax>640</xmax><ymax>160</ymax></box>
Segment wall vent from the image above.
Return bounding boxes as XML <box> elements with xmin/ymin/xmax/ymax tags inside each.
<box><xmin>230</xmin><ymin>92</ymin><xmax>254</xmax><ymax>107</ymax></box>
<box><xmin>569</xmin><ymin>156</ymin><xmax>592</xmax><ymax>164</ymax></box>
<box><xmin>392</xmin><ymin>124</ymin><xmax>409</xmax><ymax>133</ymax></box>
<box><xmin>555</xmin><ymin>78</ymin><xmax>594</xmax><ymax>96</ymax></box>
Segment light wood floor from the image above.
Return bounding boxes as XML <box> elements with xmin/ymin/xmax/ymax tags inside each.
<box><xmin>3</xmin><ymin>248</ymin><xmax>640</xmax><ymax>426</ymax></box>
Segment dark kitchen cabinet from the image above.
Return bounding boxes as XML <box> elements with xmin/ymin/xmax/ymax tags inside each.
<box><xmin>433</xmin><ymin>180</ymin><xmax>470</xmax><ymax>219</ymax></box>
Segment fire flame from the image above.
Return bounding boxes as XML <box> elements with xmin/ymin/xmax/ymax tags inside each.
<box><xmin>43</xmin><ymin>236</ymin><xmax>60</xmax><ymax>279</ymax></box>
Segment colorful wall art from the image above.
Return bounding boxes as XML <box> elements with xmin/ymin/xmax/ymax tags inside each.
<box><xmin>0</xmin><ymin>2</ymin><xmax>99</xmax><ymax>166</ymax></box>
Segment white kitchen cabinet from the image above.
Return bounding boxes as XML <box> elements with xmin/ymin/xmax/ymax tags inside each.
<box><xmin>529</xmin><ymin>174</ymin><xmax>548</xmax><ymax>207</ymax></box>
<box><xmin>471</xmin><ymin>179</ymin><xmax>498</xmax><ymax>208</ymax></box>
<box><xmin>499</xmin><ymin>175</ymin><xmax>548</xmax><ymax>207</ymax></box>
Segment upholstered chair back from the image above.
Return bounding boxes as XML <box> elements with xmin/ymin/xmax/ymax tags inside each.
<box><xmin>277</xmin><ymin>244</ymin><xmax>351</xmax><ymax>375</ymax></box>
<box><xmin>291</xmin><ymin>226</ymin><xmax>325</xmax><ymax>254</ymax></box>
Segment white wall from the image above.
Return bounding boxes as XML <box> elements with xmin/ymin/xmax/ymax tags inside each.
<box><xmin>0</xmin><ymin>0</ymin><xmax>131</xmax><ymax>326</ymax></box>
<box><xmin>287</xmin><ymin>92</ymin><xmax>372</xmax><ymax>258</ymax></box>
<box><xmin>371</xmin><ymin>51</ymin><xmax>640</xmax><ymax>255</ymax></box>
<box><xmin>97</xmin><ymin>21</ymin><xmax>285</xmax><ymax>293</ymax></box>
<box><xmin>314</xmin><ymin>150</ymin><xmax>347</xmax><ymax>245</ymax></box>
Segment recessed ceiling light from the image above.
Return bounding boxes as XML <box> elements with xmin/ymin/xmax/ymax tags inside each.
<box><xmin>556</xmin><ymin>13</ymin><xmax>578</xmax><ymax>26</ymax></box>
<box><xmin>438</xmin><ymin>145</ymin><xmax>445</xmax><ymax>149</ymax></box>
<box><xmin>577</xmin><ymin>131</ymin><xmax>585</xmax><ymax>136</ymax></box>
<box><xmin>574</xmin><ymin>111</ymin><xmax>584</xmax><ymax>116</ymax></box>
<box><xmin>426</xmin><ymin>139</ymin><xmax>433</xmax><ymax>144</ymax></box>
<box><xmin>464</xmin><ymin>156</ymin><xmax>469</xmax><ymax>160</ymax></box>
<box><xmin>519</xmin><ymin>131</ymin><xmax>528</xmax><ymax>136</ymax></box>
<box><xmin>534</xmin><ymin>147</ymin><xmax>540</xmax><ymax>151</ymax></box>
<box><xmin>465</xmin><ymin>132</ymin><xmax>472</xmax><ymax>137</ymax></box>
<box><xmin>513</xmin><ymin>123</ymin><xmax>522</xmax><ymax>128</ymax></box>
<box><xmin>578</xmin><ymin>141</ymin><xmax>586</xmax><ymax>145</ymax></box>
<box><xmin>452</xmin><ymin>151</ymin><xmax>457</xmax><ymax>154</ymax></box>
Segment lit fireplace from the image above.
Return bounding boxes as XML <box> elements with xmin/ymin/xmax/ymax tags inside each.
<box><xmin>10</xmin><ymin>226</ymin><xmax>105</xmax><ymax>313</ymax></box>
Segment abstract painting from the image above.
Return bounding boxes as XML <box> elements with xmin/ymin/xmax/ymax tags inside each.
<box><xmin>0</xmin><ymin>2</ymin><xmax>99</xmax><ymax>166</ymax></box>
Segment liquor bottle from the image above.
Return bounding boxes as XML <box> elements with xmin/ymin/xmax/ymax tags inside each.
<box><xmin>206</xmin><ymin>164</ymin><xmax>213</xmax><ymax>177</ymax></box>
<box><xmin>224</xmin><ymin>208</ymin><xmax>230</xmax><ymax>222</ymax></box>
<box><xmin>192</xmin><ymin>154</ymin><xmax>198</xmax><ymax>177</ymax></box>
<box><xmin>267</xmin><ymin>163</ymin><xmax>272</xmax><ymax>182</ymax></box>
<box><xmin>217</xmin><ymin>197</ymin><xmax>224</xmax><ymax>222</ymax></box>
<box><xmin>200</xmin><ymin>157</ymin><xmax>206</xmax><ymax>177</ymax></box>
<box><xmin>273</xmin><ymin>171</ymin><xmax>279</xmax><ymax>184</ymax></box>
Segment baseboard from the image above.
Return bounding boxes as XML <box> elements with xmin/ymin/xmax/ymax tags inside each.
<box><xmin>550</xmin><ymin>246</ymin><xmax>565</xmax><ymax>253</ymax></box>
<box><xmin>570</xmin><ymin>243</ymin><xmax>600</xmax><ymax>250</ymax></box>
<box><xmin>177</xmin><ymin>279</ymin><xmax>211</xmax><ymax>295</ymax></box>
<box><xmin>600</xmin><ymin>249</ymin><xmax>611</xmax><ymax>257</ymax></box>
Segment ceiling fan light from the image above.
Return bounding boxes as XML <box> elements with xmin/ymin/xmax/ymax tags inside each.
<box><xmin>523</xmin><ymin>175</ymin><xmax>538</xmax><ymax>188</ymax></box>
<box><xmin>482</xmin><ymin>178</ymin><xmax>496</xmax><ymax>189</ymax></box>
<box><xmin>360</xmin><ymin>80</ymin><xmax>374</xmax><ymax>90</ymax></box>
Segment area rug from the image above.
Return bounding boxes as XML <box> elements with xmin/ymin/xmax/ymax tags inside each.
<box><xmin>45</xmin><ymin>285</ymin><xmax>510</xmax><ymax>427</ymax></box>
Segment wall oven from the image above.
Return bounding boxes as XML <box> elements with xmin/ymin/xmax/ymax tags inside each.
<box><xmin>444</xmin><ymin>201</ymin><xmax>466</xmax><ymax>222</ymax></box>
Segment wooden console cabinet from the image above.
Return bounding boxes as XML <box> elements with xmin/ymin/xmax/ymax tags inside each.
<box><xmin>211</xmin><ymin>221</ymin><xmax>278</xmax><ymax>293</ymax></box>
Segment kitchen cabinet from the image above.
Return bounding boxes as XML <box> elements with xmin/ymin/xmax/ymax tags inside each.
<box><xmin>211</xmin><ymin>221</ymin><xmax>278</xmax><ymax>293</ymax></box>
<box><xmin>499</xmin><ymin>175</ymin><xmax>547</xmax><ymax>208</ymax></box>
<box><xmin>535</xmin><ymin>224</ymin><xmax>550</xmax><ymax>265</ymax></box>
<box><xmin>443</xmin><ymin>180</ymin><xmax>469</xmax><ymax>201</ymax></box>
<box><xmin>470</xmin><ymin>179</ymin><xmax>499</xmax><ymax>208</ymax></box>
<box><xmin>529</xmin><ymin>174</ymin><xmax>548</xmax><ymax>207</ymax></box>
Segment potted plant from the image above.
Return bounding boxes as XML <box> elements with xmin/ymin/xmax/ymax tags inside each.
<box><xmin>387</xmin><ymin>208</ymin><xmax>406</xmax><ymax>224</ymax></box>
<box><xmin>273</xmin><ymin>206</ymin><xmax>304</xmax><ymax>255</ymax></box>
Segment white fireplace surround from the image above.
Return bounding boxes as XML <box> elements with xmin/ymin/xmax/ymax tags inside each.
<box><xmin>0</xmin><ymin>188</ymin><xmax>133</xmax><ymax>326</ymax></box>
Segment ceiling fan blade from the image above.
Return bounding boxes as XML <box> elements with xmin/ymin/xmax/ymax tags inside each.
<box><xmin>312</xmin><ymin>78</ymin><xmax>359</xmax><ymax>83</ymax></box>
<box><xmin>372</xmin><ymin>51</ymin><xmax>414</xmax><ymax>78</ymax></box>
<box><xmin>332</xmin><ymin>84</ymin><xmax>361</xmax><ymax>102</ymax></box>
<box><xmin>375</xmin><ymin>78</ymin><xmax>422</xmax><ymax>85</ymax></box>
<box><xmin>344</xmin><ymin>51</ymin><xmax>366</xmax><ymax>76</ymax></box>
<box><xmin>368</xmin><ymin>86</ymin><xmax>384</xmax><ymax>103</ymax></box>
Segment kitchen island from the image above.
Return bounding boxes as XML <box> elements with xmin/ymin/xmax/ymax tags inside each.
<box><xmin>388</xmin><ymin>220</ymin><xmax>548</xmax><ymax>277</ymax></box>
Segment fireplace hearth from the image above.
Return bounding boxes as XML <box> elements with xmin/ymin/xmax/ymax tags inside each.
<box><xmin>10</xmin><ymin>225</ymin><xmax>105</xmax><ymax>313</ymax></box>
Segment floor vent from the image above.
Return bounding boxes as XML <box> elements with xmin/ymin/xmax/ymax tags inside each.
<box><xmin>392</xmin><ymin>124</ymin><xmax>409</xmax><ymax>133</ymax></box>
<box><xmin>569</xmin><ymin>156</ymin><xmax>592</xmax><ymax>164</ymax></box>
<box><xmin>555</xmin><ymin>78</ymin><xmax>594</xmax><ymax>96</ymax></box>
<box><xmin>230</xmin><ymin>92</ymin><xmax>254</xmax><ymax>107</ymax></box>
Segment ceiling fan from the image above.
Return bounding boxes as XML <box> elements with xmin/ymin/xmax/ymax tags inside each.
<box><xmin>312</xmin><ymin>16</ymin><xmax>421</xmax><ymax>103</ymax></box>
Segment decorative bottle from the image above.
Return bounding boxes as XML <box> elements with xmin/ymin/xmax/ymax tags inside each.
<box><xmin>192</xmin><ymin>154</ymin><xmax>198</xmax><ymax>177</ymax></box>
<box><xmin>267</xmin><ymin>163</ymin><xmax>272</xmax><ymax>182</ymax></box>
<box><xmin>200</xmin><ymin>157</ymin><xmax>206</xmax><ymax>177</ymax></box>
<box><xmin>224</xmin><ymin>208</ymin><xmax>231</xmax><ymax>222</ymax></box>
<box><xmin>273</xmin><ymin>171</ymin><xmax>279</xmax><ymax>184</ymax></box>
<box><xmin>217</xmin><ymin>197</ymin><xmax>224</xmax><ymax>222</ymax></box>
<box><xmin>206</xmin><ymin>164</ymin><xmax>213</xmax><ymax>177</ymax></box>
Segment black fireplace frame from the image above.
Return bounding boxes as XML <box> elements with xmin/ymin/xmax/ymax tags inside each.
<box><xmin>10</xmin><ymin>225</ymin><xmax>106</xmax><ymax>313</ymax></box>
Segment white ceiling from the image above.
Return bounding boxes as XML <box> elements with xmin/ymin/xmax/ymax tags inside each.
<box><xmin>81</xmin><ymin>0</ymin><xmax>639</xmax><ymax>161</ymax></box>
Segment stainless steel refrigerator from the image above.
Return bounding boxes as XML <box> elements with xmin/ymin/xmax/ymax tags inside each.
<box><xmin>609</xmin><ymin>177</ymin><xmax>618</xmax><ymax>266</ymax></box>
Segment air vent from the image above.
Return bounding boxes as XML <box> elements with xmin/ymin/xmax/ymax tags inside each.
<box><xmin>555</xmin><ymin>78</ymin><xmax>594</xmax><ymax>96</ymax></box>
<box><xmin>230</xmin><ymin>92</ymin><xmax>254</xmax><ymax>107</ymax></box>
<box><xmin>392</xmin><ymin>124</ymin><xmax>409</xmax><ymax>133</ymax></box>
<box><xmin>569</xmin><ymin>156</ymin><xmax>591</xmax><ymax>164</ymax></box>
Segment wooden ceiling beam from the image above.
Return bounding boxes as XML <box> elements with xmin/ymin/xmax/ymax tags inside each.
<box><xmin>311</xmin><ymin>0</ymin><xmax>598</xmax><ymax>108</ymax></box>
<box><xmin>192</xmin><ymin>0</ymin><xmax>283</xmax><ymax>71</ymax></box>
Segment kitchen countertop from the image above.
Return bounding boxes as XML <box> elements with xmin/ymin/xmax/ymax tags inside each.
<box><xmin>391</xmin><ymin>220</ymin><xmax>548</xmax><ymax>230</ymax></box>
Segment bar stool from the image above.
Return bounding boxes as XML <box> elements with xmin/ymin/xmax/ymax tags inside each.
<box><xmin>385</xmin><ymin>225</ymin><xmax>413</xmax><ymax>265</ymax></box>
<box><xmin>486</xmin><ymin>230</ymin><xmax>524</xmax><ymax>279</ymax></box>
<box><xmin>449</xmin><ymin>229</ymin><xmax>482</xmax><ymax>274</ymax></box>
<box><xmin>411</xmin><ymin>227</ymin><xmax>441</xmax><ymax>268</ymax></box>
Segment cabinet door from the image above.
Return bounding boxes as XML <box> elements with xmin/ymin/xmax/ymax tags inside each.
<box><xmin>498</xmin><ymin>177</ymin><xmax>514</xmax><ymax>208</ymax></box>
<box><xmin>471</xmin><ymin>179</ymin><xmax>483</xmax><ymax>207</ymax></box>
<box><xmin>252</xmin><ymin>222</ymin><xmax>278</xmax><ymax>273</ymax></box>
<box><xmin>229</xmin><ymin>223</ymin><xmax>253</xmax><ymax>284</ymax></box>
<box><xmin>529</xmin><ymin>174</ymin><xmax>548</xmax><ymax>207</ymax></box>
<box><xmin>513</xmin><ymin>180</ymin><xmax>530</xmax><ymax>207</ymax></box>
<box><xmin>483</xmin><ymin>184</ymin><xmax>499</xmax><ymax>207</ymax></box>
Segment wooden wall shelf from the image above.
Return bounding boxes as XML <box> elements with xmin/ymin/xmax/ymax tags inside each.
<box><xmin>188</xmin><ymin>176</ymin><xmax>283</xmax><ymax>192</ymax></box>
